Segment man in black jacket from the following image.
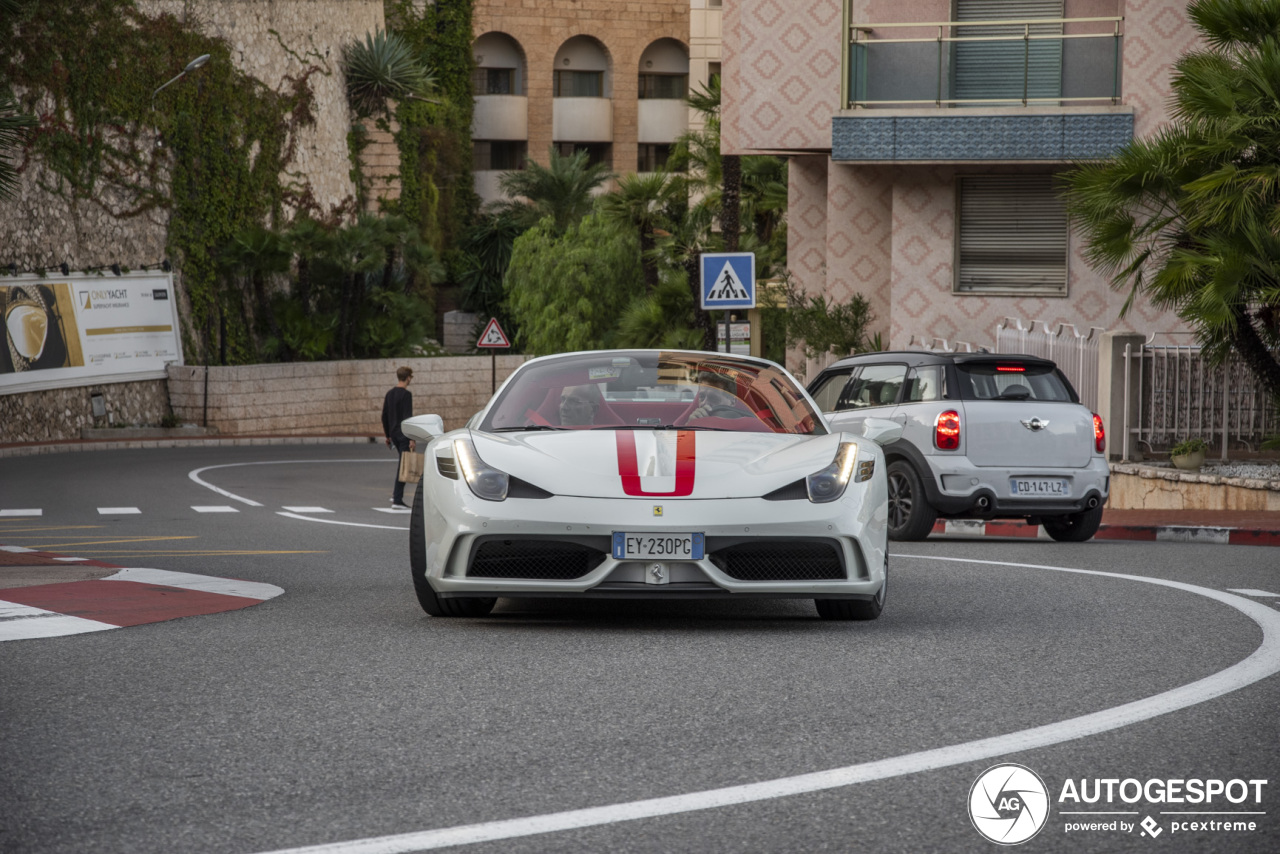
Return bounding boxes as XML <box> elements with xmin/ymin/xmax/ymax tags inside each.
<box><xmin>381</xmin><ymin>366</ymin><xmax>415</xmax><ymax>508</ymax></box>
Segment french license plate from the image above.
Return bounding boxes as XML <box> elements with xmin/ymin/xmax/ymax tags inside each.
<box><xmin>1010</xmin><ymin>478</ymin><xmax>1070</xmax><ymax>497</ymax></box>
<box><xmin>612</xmin><ymin>532</ymin><xmax>705</xmax><ymax>560</ymax></box>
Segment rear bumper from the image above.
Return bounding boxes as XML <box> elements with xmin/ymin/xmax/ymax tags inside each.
<box><xmin>923</xmin><ymin>455</ymin><xmax>1109</xmax><ymax>518</ymax></box>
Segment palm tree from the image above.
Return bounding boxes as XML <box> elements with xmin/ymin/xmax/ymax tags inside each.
<box><xmin>599</xmin><ymin>171</ymin><xmax>678</xmax><ymax>292</ymax></box>
<box><xmin>342</xmin><ymin>29</ymin><xmax>437</xmax><ymax>118</ymax></box>
<box><xmin>497</xmin><ymin>147</ymin><xmax>612</xmax><ymax>233</ymax></box>
<box><xmin>1062</xmin><ymin>0</ymin><xmax>1280</xmax><ymax>398</ymax></box>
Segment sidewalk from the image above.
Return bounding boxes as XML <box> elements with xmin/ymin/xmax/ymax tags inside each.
<box><xmin>934</xmin><ymin>508</ymin><xmax>1280</xmax><ymax>546</ymax></box>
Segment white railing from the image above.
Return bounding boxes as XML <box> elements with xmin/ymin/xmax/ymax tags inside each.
<box><xmin>1122</xmin><ymin>342</ymin><xmax>1278</xmax><ymax>460</ymax></box>
<box><xmin>995</xmin><ymin>318</ymin><xmax>1104</xmax><ymax>411</ymax></box>
<box><xmin>905</xmin><ymin>335</ymin><xmax>975</xmax><ymax>353</ymax></box>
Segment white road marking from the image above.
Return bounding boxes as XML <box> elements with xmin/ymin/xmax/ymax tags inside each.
<box><xmin>276</xmin><ymin>512</ymin><xmax>407</xmax><ymax>532</ymax></box>
<box><xmin>188</xmin><ymin>459</ymin><xmax>390</xmax><ymax>507</ymax></box>
<box><xmin>1229</xmin><ymin>588</ymin><xmax>1280</xmax><ymax>597</ymax></box>
<box><xmin>104</xmin><ymin>567</ymin><xmax>283</xmax><ymax>601</ymax></box>
<box><xmin>373</xmin><ymin>507</ymin><xmax>411</xmax><ymax>514</ymax></box>
<box><xmin>53</xmin><ymin>557</ymin><xmax>88</xmax><ymax>562</ymax></box>
<box><xmin>0</xmin><ymin>509</ymin><xmax>41</xmax><ymax>517</ymax></box>
<box><xmin>0</xmin><ymin>545</ymin><xmax>37</xmax><ymax>553</ymax></box>
<box><xmin>0</xmin><ymin>601</ymin><xmax>118</xmax><ymax>641</ymax></box>
<box><xmin>97</xmin><ymin>507</ymin><xmax>141</xmax><ymax>515</ymax></box>
<box><xmin>282</xmin><ymin>507</ymin><xmax>333</xmax><ymax>514</ymax></box>
<box><xmin>250</xmin><ymin>555</ymin><xmax>1280</xmax><ymax>854</ymax></box>
<box><xmin>192</xmin><ymin>505</ymin><xmax>238</xmax><ymax>513</ymax></box>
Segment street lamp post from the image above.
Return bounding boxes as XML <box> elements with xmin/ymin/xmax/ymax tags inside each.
<box><xmin>151</xmin><ymin>55</ymin><xmax>213</xmax><ymax>420</ymax></box>
<box><xmin>151</xmin><ymin>54</ymin><xmax>210</xmax><ymax>112</ymax></box>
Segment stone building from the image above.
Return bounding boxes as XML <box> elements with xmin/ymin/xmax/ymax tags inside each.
<box><xmin>722</xmin><ymin>0</ymin><xmax>1197</xmax><ymax>351</ymax></box>
<box><xmin>470</xmin><ymin>0</ymin><xmax>724</xmax><ymax>204</ymax></box>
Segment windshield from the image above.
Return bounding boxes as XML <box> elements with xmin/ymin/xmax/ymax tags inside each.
<box><xmin>954</xmin><ymin>361</ymin><xmax>1076</xmax><ymax>402</ymax></box>
<box><xmin>479</xmin><ymin>351</ymin><xmax>825</xmax><ymax>435</ymax></box>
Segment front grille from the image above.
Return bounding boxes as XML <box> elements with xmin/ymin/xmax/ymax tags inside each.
<box><xmin>709</xmin><ymin>542</ymin><xmax>845</xmax><ymax>581</ymax></box>
<box><xmin>468</xmin><ymin>540</ymin><xmax>607</xmax><ymax>579</ymax></box>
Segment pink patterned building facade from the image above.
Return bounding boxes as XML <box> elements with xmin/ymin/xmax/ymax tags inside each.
<box><xmin>722</xmin><ymin>0</ymin><xmax>1198</xmax><ymax>356</ymax></box>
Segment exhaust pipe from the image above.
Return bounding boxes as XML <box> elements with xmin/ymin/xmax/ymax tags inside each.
<box><xmin>1087</xmin><ymin>496</ymin><xmax>1100</xmax><ymax>509</ymax></box>
<box><xmin>975</xmin><ymin>496</ymin><xmax>991</xmax><ymax>511</ymax></box>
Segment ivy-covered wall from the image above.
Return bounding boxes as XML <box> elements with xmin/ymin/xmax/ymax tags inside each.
<box><xmin>0</xmin><ymin>0</ymin><xmax>384</xmax><ymax>361</ymax></box>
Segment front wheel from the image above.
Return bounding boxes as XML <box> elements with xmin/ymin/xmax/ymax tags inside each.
<box><xmin>410</xmin><ymin>479</ymin><xmax>497</xmax><ymax>617</ymax></box>
<box><xmin>886</xmin><ymin>461</ymin><xmax>937</xmax><ymax>541</ymax></box>
<box><xmin>1042</xmin><ymin>502</ymin><xmax>1105</xmax><ymax>542</ymax></box>
<box><xmin>816</xmin><ymin>562</ymin><xmax>887</xmax><ymax>621</ymax></box>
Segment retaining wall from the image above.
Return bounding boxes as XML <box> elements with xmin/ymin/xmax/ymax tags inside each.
<box><xmin>166</xmin><ymin>355</ymin><xmax>529</xmax><ymax>436</ymax></box>
<box><xmin>1109</xmin><ymin>463</ymin><xmax>1280</xmax><ymax>512</ymax></box>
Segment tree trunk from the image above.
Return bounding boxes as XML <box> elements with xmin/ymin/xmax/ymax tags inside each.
<box><xmin>721</xmin><ymin>154</ymin><xmax>741</xmax><ymax>252</ymax></box>
<box><xmin>641</xmin><ymin>232</ymin><xmax>659</xmax><ymax>293</ymax></box>
<box><xmin>687</xmin><ymin>253</ymin><xmax>715</xmax><ymax>350</ymax></box>
<box><xmin>1230</xmin><ymin>303</ymin><xmax>1280</xmax><ymax>401</ymax></box>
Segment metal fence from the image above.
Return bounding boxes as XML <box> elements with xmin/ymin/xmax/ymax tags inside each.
<box><xmin>1122</xmin><ymin>343</ymin><xmax>1279</xmax><ymax>460</ymax></box>
<box><xmin>994</xmin><ymin>318</ymin><xmax>1104</xmax><ymax>411</ymax></box>
<box><xmin>904</xmin><ymin>335</ymin><xmax>975</xmax><ymax>353</ymax></box>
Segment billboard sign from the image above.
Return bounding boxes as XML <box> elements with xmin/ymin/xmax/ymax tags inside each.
<box><xmin>1</xmin><ymin>272</ymin><xmax>184</xmax><ymax>394</ymax></box>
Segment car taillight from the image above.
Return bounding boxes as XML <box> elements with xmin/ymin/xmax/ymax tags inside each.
<box><xmin>935</xmin><ymin>410</ymin><xmax>961</xmax><ymax>450</ymax></box>
<box><xmin>1093</xmin><ymin>413</ymin><xmax>1106</xmax><ymax>454</ymax></box>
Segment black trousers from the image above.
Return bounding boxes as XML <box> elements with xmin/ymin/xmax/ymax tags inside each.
<box><xmin>391</xmin><ymin>437</ymin><xmax>410</xmax><ymax>503</ymax></box>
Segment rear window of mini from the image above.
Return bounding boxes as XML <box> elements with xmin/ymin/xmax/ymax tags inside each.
<box><xmin>953</xmin><ymin>361</ymin><xmax>1077</xmax><ymax>402</ymax></box>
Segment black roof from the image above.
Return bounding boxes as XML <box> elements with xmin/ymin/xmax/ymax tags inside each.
<box><xmin>820</xmin><ymin>350</ymin><xmax>1059</xmax><ymax>370</ymax></box>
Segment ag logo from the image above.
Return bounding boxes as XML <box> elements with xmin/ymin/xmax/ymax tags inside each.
<box><xmin>968</xmin><ymin>763</ymin><xmax>1050</xmax><ymax>845</ymax></box>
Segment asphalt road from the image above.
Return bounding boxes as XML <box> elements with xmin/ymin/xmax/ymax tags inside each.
<box><xmin>2</xmin><ymin>444</ymin><xmax>1278</xmax><ymax>854</ymax></box>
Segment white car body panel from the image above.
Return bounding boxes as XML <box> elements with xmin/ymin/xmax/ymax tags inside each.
<box><xmin>408</xmin><ymin>349</ymin><xmax>892</xmax><ymax>609</ymax></box>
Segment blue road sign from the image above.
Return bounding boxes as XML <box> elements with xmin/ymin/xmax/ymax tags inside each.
<box><xmin>701</xmin><ymin>252</ymin><xmax>756</xmax><ymax>309</ymax></box>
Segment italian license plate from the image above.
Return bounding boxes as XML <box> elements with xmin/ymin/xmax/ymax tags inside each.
<box><xmin>612</xmin><ymin>532</ymin><xmax>705</xmax><ymax>560</ymax></box>
<box><xmin>1010</xmin><ymin>478</ymin><xmax>1070</xmax><ymax>497</ymax></box>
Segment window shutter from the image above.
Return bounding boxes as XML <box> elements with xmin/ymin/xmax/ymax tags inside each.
<box><xmin>954</xmin><ymin>0</ymin><xmax>1064</xmax><ymax>102</ymax></box>
<box><xmin>957</xmin><ymin>175</ymin><xmax>1067</xmax><ymax>294</ymax></box>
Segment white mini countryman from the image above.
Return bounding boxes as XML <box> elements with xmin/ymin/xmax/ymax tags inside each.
<box><xmin>401</xmin><ymin>350</ymin><xmax>901</xmax><ymax>621</ymax></box>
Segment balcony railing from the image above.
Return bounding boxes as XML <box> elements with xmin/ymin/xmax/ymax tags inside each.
<box><xmin>844</xmin><ymin>15</ymin><xmax>1123</xmax><ymax>109</ymax></box>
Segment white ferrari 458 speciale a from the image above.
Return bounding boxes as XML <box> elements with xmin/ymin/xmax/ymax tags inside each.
<box><xmin>401</xmin><ymin>350</ymin><xmax>902</xmax><ymax>620</ymax></box>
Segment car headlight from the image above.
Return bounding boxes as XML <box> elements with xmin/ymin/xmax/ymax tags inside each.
<box><xmin>454</xmin><ymin>437</ymin><xmax>508</xmax><ymax>501</ymax></box>
<box><xmin>806</xmin><ymin>441</ymin><xmax>858</xmax><ymax>503</ymax></box>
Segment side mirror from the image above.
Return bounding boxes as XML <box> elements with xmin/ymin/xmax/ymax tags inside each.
<box><xmin>401</xmin><ymin>414</ymin><xmax>445</xmax><ymax>441</ymax></box>
<box><xmin>861</xmin><ymin>417</ymin><xmax>903</xmax><ymax>446</ymax></box>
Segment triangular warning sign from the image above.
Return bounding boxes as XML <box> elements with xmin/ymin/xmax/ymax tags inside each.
<box><xmin>709</xmin><ymin>262</ymin><xmax>750</xmax><ymax>301</ymax></box>
<box><xmin>476</xmin><ymin>317</ymin><xmax>511</xmax><ymax>348</ymax></box>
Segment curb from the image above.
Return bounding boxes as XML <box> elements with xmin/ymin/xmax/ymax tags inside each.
<box><xmin>930</xmin><ymin>519</ymin><xmax>1280</xmax><ymax>547</ymax></box>
<box><xmin>0</xmin><ymin>546</ymin><xmax>284</xmax><ymax>642</ymax></box>
<box><xmin>0</xmin><ymin>434</ymin><xmax>381</xmax><ymax>458</ymax></box>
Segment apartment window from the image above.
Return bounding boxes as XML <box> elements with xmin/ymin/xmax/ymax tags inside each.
<box><xmin>638</xmin><ymin>143</ymin><xmax>676</xmax><ymax>173</ymax></box>
<box><xmin>471</xmin><ymin>67</ymin><xmax>515</xmax><ymax>95</ymax></box>
<box><xmin>954</xmin><ymin>0</ymin><xmax>1064</xmax><ymax>102</ymax></box>
<box><xmin>638</xmin><ymin>73</ymin><xmax>688</xmax><ymax>100</ymax></box>
<box><xmin>473</xmin><ymin>140</ymin><xmax>528</xmax><ymax>171</ymax></box>
<box><xmin>553</xmin><ymin>70</ymin><xmax>604</xmax><ymax>97</ymax></box>
<box><xmin>708</xmin><ymin>62</ymin><xmax>721</xmax><ymax>87</ymax></box>
<box><xmin>555</xmin><ymin>142</ymin><xmax>611</xmax><ymax>168</ymax></box>
<box><xmin>955</xmin><ymin>175</ymin><xmax>1068</xmax><ymax>295</ymax></box>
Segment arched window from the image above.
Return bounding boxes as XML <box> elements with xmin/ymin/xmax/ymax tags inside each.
<box><xmin>472</xmin><ymin>32</ymin><xmax>527</xmax><ymax>96</ymax></box>
<box><xmin>638</xmin><ymin>39</ymin><xmax>689</xmax><ymax>100</ymax></box>
<box><xmin>553</xmin><ymin>36</ymin><xmax>611</xmax><ymax>98</ymax></box>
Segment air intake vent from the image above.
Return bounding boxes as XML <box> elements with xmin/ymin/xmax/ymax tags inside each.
<box><xmin>469</xmin><ymin>540</ymin><xmax>606</xmax><ymax>579</ymax></box>
<box><xmin>709</xmin><ymin>542</ymin><xmax>845</xmax><ymax>581</ymax></box>
<box><xmin>436</xmin><ymin>455</ymin><xmax>458</xmax><ymax>479</ymax></box>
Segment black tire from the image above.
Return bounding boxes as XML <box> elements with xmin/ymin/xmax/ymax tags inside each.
<box><xmin>410</xmin><ymin>479</ymin><xmax>497</xmax><ymax>617</ymax></box>
<box><xmin>886</xmin><ymin>460</ymin><xmax>937</xmax><ymax>541</ymax></box>
<box><xmin>816</xmin><ymin>561</ymin><xmax>887</xmax><ymax>621</ymax></box>
<box><xmin>1042</xmin><ymin>503</ymin><xmax>1104</xmax><ymax>542</ymax></box>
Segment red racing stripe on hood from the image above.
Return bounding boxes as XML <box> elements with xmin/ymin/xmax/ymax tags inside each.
<box><xmin>616</xmin><ymin>430</ymin><xmax>696</xmax><ymax>496</ymax></box>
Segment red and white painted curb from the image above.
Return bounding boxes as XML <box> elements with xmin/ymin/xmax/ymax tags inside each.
<box><xmin>0</xmin><ymin>547</ymin><xmax>283</xmax><ymax>642</ymax></box>
<box><xmin>930</xmin><ymin>519</ymin><xmax>1280</xmax><ymax>546</ymax></box>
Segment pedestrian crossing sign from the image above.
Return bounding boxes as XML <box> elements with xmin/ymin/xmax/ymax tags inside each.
<box><xmin>700</xmin><ymin>253</ymin><xmax>756</xmax><ymax>309</ymax></box>
<box><xmin>476</xmin><ymin>317</ymin><xmax>511</xmax><ymax>348</ymax></box>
